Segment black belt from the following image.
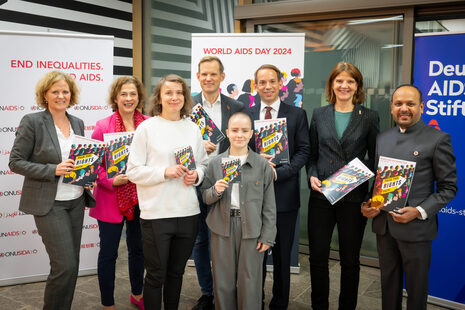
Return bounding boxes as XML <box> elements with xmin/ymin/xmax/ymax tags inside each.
<box><xmin>230</xmin><ymin>209</ymin><xmax>241</xmax><ymax>217</ymax></box>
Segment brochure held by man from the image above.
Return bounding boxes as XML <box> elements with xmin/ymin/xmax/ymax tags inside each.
<box><xmin>190</xmin><ymin>103</ymin><xmax>225</xmax><ymax>144</ymax></box>
<box><xmin>370</xmin><ymin>156</ymin><xmax>416</xmax><ymax>212</ymax></box>
<box><xmin>254</xmin><ymin>117</ymin><xmax>289</xmax><ymax>165</ymax></box>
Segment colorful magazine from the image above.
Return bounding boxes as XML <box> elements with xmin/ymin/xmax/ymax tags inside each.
<box><xmin>371</xmin><ymin>156</ymin><xmax>416</xmax><ymax>212</ymax></box>
<box><xmin>321</xmin><ymin>157</ymin><xmax>375</xmax><ymax>205</ymax></box>
<box><xmin>104</xmin><ymin>132</ymin><xmax>134</xmax><ymax>179</ymax></box>
<box><xmin>222</xmin><ymin>158</ymin><xmax>241</xmax><ymax>183</ymax></box>
<box><xmin>174</xmin><ymin>146</ymin><xmax>196</xmax><ymax>170</ymax></box>
<box><xmin>254</xmin><ymin>118</ymin><xmax>289</xmax><ymax>164</ymax></box>
<box><xmin>190</xmin><ymin>103</ymin><xmax>226</xmax><ymax>144</ymax></box>
<box><xmin>63</xmin><ymin>135</ymin><xmax>105</xmax><ymax>186</ymax></box>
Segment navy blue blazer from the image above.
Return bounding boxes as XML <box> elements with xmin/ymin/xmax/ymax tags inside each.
<box><xmin>307</xmin><ymin>103</ymin><xmax>380</xmax><ymax>203</ymax></box>
<box><xmin>193</xmin><ymin>92</ymin><xmax>245</xmax><ymax>154</ymax></box>
<box><xmin>248</xmin><ymin>101</ymin><xmax>310</xmax><ymax>212</ymax></box>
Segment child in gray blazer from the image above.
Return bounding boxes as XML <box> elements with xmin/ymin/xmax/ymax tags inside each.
<box><xmin>201</xmin><ymin>112</ymin><xmax>276</xmax><ymax>310</ymax></box>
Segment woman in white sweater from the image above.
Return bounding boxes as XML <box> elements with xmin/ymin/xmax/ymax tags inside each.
<box><xmin>126</xmin><ymin>74</ymin><xmax>207</xmax><ymax>310</ymax></box>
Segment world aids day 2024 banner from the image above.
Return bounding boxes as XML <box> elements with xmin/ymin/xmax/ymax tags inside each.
<box><xmin>414</xmin><ymin>32</ymin><xmax>465</xmax><ymax>306</ymax></box>
<box><xmin>0</xmin><ymin>31</ymin><xmax>114</xmax><ymax>285</ymax></box>
<box><xmin>191</xmin><ymin>33</ymin><xmax>305</xmax><ymax>109</ymax></box>
<box><xmin>191</xmin><ymin>33</ymin><xmax>305</xmax><ymax>271</ymax></box>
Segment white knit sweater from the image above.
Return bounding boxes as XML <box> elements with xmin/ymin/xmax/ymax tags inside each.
<box><xmin>127</xmin><ymin>116</ymin><xmax>208</xmax><ymax>220</ymax></box>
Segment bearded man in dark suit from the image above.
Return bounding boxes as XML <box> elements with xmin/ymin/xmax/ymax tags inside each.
<box><xmin>362</xmin><ymin>84</ymin><xmax>457</xmax><ymax>310</ymax></box>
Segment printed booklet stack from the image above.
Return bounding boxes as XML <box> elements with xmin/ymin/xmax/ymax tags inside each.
<box><xmin>321</xmin><ymin>157</ymin><xmax>374</xmax><ymax>205</ymax></box>
<box><xmin>370</xmin><ymin>156</ymin><xmax>416</xmax><ymax>212</ymax></box>
<box><xmin>254</xmin><ymin>118</ymin><xmax>289</xmax><ymax>164</ymax></box>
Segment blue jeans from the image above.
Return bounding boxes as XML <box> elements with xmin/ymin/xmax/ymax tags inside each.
<box><xmin>97</xmin><ymin>206</ymin><xmax>144</xmax><ymax>306</ymax></box>
<box><xmin>192</xmin><ymin>188</ymin><xmax>213</xmax><ymax>296</ymax></box>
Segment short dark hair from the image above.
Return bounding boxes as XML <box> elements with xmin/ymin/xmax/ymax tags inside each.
<box><xmin>254</xmin><ymin>64</ymin><xmax>281</xmax><ymax>82</ymax></box>
<box><xmin>227</xmin><ymin>83</ymin><xmax>237</xmax><ymax>94</ymax></box>
<box><xmin>149</xmin><ymin>74</ymin><xmax>193</xmax><ymax>118</ymax></box>
<box><xmin>228</xmin><ymin>111</ymin><xmax>252</xmax><ymax>128</ymax></box>
<box><xmin>198</xmin><ymin>56</ymin><xmax>224</xmax><ymax>74</ymax></box>
<box><xmin>326</xmin><ymin>62</ymin><xmax>365</xmax><ymax>105</ymax></box>
<box><xmin>391</xmin><ymin>84</ymin><xmax>423</xmax><ymax>103</ymax></box>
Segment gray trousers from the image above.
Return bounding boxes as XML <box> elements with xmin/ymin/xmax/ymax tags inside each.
<box><xmin>210</xmin><ymin>216</ymin><xmax>264</xmax><ymax>310</ymax></box>
<box><xmin>34</xmin><ymin>195</ymin><xmax>85</xmax><ymax>310</ymax></box>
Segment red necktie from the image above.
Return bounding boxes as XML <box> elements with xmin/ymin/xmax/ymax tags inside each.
<box><xmin>265</xmin><ymin>106</ymin><xmax>272</xmax><ymax>120</ymax></box>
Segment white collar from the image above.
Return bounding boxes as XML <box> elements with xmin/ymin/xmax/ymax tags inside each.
<box><xmin>261</xmin><ymin>98</ymin><xmax>280</xmax><ymax>112</ymax></box>
<box><xmin>202</xmin><ymin>93</ymin><xmax>221</xmax><ymax>107</ymax></box>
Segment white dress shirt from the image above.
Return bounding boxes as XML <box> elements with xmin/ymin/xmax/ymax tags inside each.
<box><xmin>259</xmin><ymin>99</ymin><xmax>280</xmax><ymax>180</ymax></box>
<box><xmin>259</xmin><ymin>99</ymin><xmax>280</xmax><ymax>120</ymax></box>
<box><xmin>202</xmin><ymin>93</ymin><xmax>222</xmax><ymax>157</ymax></box>
<box><xmin>230</xmin><ymin>153</ymin><xmax>248</xmax><ymax>210</ymax></box>
<box><xmin>55</xmin><ymin>124</ymin><xmax>84</xmax><ymax>201</ymax></box>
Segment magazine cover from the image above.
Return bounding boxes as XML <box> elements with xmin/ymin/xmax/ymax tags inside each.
<box><xmin>63</xmin><ymin>135</ymin><xmax>105</xmax><ymax>186</ymax></box>
<box><xmin>174</xmin><ymin>146</ymin><xmax>196</xmax><ymax>170</ymax></box>
<box><xmin>371</xmin><ymin>156</ymin><xmax>416</xmax><ymax>212</ymax></box>
<box><xmin>222</xmin><ymin>158</ymin><xmax>241</xmax><ymax>183</ymax></box>
<box><xmin>190</xmin><ymin>103</ymin><xmax>226</xmax><ymax>144</ymax></box>
<box><xmin>104</xmin><ymin>132</ymin><xmax>134</xmax><ymax>179</ymax></box>
<box><xmin>254</xmin><ymin>118</ymin><xmax>289</xmax><ymax>164</ymax></box>
<box><xmin>321</xmin><ymin>157</ymin><xmax>375</xmax><ymax>205</ymax></box>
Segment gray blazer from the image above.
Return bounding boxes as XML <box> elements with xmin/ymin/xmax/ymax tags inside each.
<box><xmin>193</xmin><ymin>92</ymin><xmax>246</xmax><ymax>154</ymax></box>
<box><xmin>372</xmin><ymin>119</ymin><xmax>457</xmax><ymax>242</ymax></box>
<box><xmin>9</xmin><ymin>109</ymin><xmax>96</xmax><ymax>216</ymax></box>
<box><xmin>201</xmin><ymin>149</ymin><xmax>276</xmax><ymax>246</ymax></box>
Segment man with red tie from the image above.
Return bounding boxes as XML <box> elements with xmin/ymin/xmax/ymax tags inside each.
<box><xmin>247</xmin><ymin>64</ymin><xmax>310</xmax><ymax>310</ymax></box>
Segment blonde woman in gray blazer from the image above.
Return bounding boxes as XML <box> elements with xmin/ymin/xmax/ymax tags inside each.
<box><xmin>9</xmin><ymin>71</ymin><xmax>95</xmax><ymax>310</ymax></box>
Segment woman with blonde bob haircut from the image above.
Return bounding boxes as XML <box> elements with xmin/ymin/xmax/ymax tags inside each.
<box><xmin>307</xmin><ymin>62</ymin><xmax>379</xmax><ymax>309</ymax></box>
<box><xmin>90</xmin><ymin>76</ymin><xmax>149</xmax><ymax>310</ymax></box>
<box><xmin>10</xmin><ymin>71</ymin><xmax>96</xmax><ymax>310</ymax></box>
<box><xmin>127</xmin><ymin>74</ymin><xmax>208</xmax><ymax>310</ymax></box>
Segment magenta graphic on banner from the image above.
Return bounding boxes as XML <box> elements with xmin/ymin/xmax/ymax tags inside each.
<box><xmin>414</xmin><ymin>33</ymin><xmax>465</xmax><ymax>304</ymax></box>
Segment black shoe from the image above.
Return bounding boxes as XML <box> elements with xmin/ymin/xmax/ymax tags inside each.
<box><xmin>192</xmin><ymin>295</ymin><xmax>214</xmax><ymax>310</ymax></box>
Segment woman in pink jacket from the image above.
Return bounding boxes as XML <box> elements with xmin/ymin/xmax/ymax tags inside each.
<box><xmin>90</xmin><ymin>76</ymin><xmax>149</xmax><ymax>310</ymax></box>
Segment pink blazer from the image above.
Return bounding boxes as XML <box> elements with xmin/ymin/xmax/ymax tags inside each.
<box><xmin>89</xmin><ymin>112</ymin><xmax>150</xmax><ymax>223</ymax></box>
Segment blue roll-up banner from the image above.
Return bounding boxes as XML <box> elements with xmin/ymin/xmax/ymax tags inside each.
<box><xmin>414</xmin><ymin>32</ymin><xmax>465</xmax><ymax>305</ymax></box>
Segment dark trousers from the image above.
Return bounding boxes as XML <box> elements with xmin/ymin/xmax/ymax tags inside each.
<box><xmin>33</xmin><ymin>195</ymin><xmax>85</xmax><ymax>310</ymax></box>
<box><xmin>377</xmin><ymin>228</ymin><xmax>432</xmax><ymax>310</ymax></box>
<box><xmin>140</xmin><ymin>214</ymin><xmax>199</xmax><ymax>310</ymax></box>
<box><xmin>307</xmin><ymin>197</ymin><xmax>367</xmax><ymax>310</ymax></box>
<box><xmin>263</xmin><ymin>209</ymin><xmax>298</xmax><ymax>310</ymax></box>
<box><xmin>97</xmin><ymin>206</ymin><xmax>144</xmax><ymax>306</ymax></box>
<box><xmin>192</xmin><ymin>188</ymin><xmax>213</xmax><ymax>296</ymax></box>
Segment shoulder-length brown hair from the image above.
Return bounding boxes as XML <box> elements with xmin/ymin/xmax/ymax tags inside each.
<box><xmin>108</xmin><ymin>76</ymin><xmax>146</xmax><ymax>111</ymax></box>
<box><xmin>35</xmin><ymin>71</ymin><xmax>79</xmax><ymax>108</ymax></box>
<box><xmin>325</xmin><ymin>62</ymin><xmax>365</xmax><ymax>105</ymax></box>
<box><xmin>149</xmin><ymin>74</ymin><xmax>193</xmax><ymax>118</ymax></box>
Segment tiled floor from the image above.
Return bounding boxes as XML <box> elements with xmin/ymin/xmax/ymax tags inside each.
<box><xmin>0</xmin><ymin>243</ymin><xmax>451</xmax><ymax>310</ymax></box>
